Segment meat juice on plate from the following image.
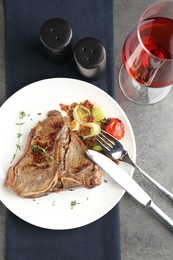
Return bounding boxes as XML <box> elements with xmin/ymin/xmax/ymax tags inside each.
<box><xmin>122</xmin><ymin>17</ymin><xmax>173</xmax><ymax>88</ymax></box>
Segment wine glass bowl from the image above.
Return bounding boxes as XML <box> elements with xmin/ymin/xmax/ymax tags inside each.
<box><xmin>119</xmin><ymin>1</ymin><xmax>173</xmax><ymax>105</ymax></box>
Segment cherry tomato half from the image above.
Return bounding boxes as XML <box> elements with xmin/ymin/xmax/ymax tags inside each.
<box><xmin>104</xmin><ymin>118</ymin><xmax>125</xmax><ymax>140</ymax></box>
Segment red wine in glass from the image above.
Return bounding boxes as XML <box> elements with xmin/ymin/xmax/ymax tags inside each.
<box><xmin>123</xmin><ymin>17</ymin><xmax>173</xmax><ymax>88</ymax></box>
<box><xmin>119</xmin><ymin>2</ymin><xmax>173</xmax><ymax>105</ymax></box>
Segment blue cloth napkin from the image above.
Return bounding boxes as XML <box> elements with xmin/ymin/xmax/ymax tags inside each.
<box><xmin>4</xmin><ymin>0</ymin><xmax>121</xmax><ymax>259</ymax></box>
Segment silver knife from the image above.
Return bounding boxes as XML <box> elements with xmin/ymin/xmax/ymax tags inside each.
<box><xmin>86</xmin><ymin>149</ymin><xmax>173</xmax><ymax>231</ymax></box>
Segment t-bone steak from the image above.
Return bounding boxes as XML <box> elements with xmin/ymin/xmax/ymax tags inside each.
<box><xmin>5</xmin><ymin>110</ymin><xmax>102</xmax><ymax>198</ymax></box>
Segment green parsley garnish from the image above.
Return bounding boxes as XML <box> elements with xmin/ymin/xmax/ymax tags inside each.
<box><xmin>70</xmin><ymin>200</ymin><xmax>80</xmax><ymax>209</ymax></box>
<box><xmin>19</xmin><ymin>111</ymin><xmax>27</xmax><ymax>119</ymax></box>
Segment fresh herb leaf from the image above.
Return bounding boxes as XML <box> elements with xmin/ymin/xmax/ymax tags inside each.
<box><xmin>70</xmin><ymin>200</ymin><xmax>80</xmax><ymax>209</ymax></box>
<box><xmin>100</xmin><ymin>118</ymin><xmax>111</xmax><ymax>129</ymax></box>
<box><xmin>19</xmin><ymin>111</ymin><xmax>27</xmax><ymax>119</ymax></box>
<box><xmin>31</xmin><ymin>145</ymin><xmax>48</xmax><ymax>155</ymax></box>
<box><xmin>71</xmin><ymin>200</ymin><xmax>77</xmax><ymax>207</ymax></box>
<box><xmin>16</xmin><ymin>122</ymin><xmax>25</xmax><ymax>126</ymax></box>
<box><xmin>11</xmin><ymin>111</ymin><xmax>29</xmax><ymax>163</ymax></box>
<box><xmin>16</xmin><ymin>144</ymin><xmax>21</xmax><ymax>150</ymax></box>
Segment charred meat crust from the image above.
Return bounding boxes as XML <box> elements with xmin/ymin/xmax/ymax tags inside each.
<box><xmin>5</xmin><ymin>110</ymin><xmax>102</xmax><ymax>198</ymax></box>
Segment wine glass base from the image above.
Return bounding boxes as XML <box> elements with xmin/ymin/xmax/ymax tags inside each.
<box><xmin>119</xmin><ymin>65</ymin><xmax>172</xmax><ymax>105</ymax></box>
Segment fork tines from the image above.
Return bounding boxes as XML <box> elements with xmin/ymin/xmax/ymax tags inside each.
<box><xmin>96</xmin><ymin>130</ymin><xmax>115</xmax><ymax>151</ymax></box>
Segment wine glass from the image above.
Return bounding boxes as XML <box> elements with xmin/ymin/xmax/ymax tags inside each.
<box><xmin>119</xmin><ymin>1</ymin><xmax>173</xmax><ymax>105</ymax></box>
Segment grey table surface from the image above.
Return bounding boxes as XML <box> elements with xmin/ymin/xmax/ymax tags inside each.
<box><xmin>0</xmin><ymin>0</ymin><xmax>173</xmax><ymax>259</ymax></box>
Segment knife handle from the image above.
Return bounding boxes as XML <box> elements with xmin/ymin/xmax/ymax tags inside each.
<box><xmin>148</xmin><ymin>200</ymin><xmax>173</xmax><ymax>231</ymax></box>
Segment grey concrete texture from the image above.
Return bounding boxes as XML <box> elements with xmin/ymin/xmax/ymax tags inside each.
<box><xmin>115</xmin><ymin>1</ymin><xmax>173</xmax><ymax>260</ymax></box>
<box><xmin>0</xmin><ymin>0</ymin><xmax>173</xmax><ymax>259</ymax></box>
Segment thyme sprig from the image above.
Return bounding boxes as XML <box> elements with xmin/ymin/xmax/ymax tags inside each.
<box><xmin>11</xmin><ymin>111</ymin><xmax>29</xmax><ymax>163</ymax></box>
<box><xmin>31</xmin><ymin>145</ymin><xmax>48</xmax><ymax>155</ymax></box>
<box><xmin>31</xmin><ymin>145</ymin><xmax>60</xmax><ymax>165</ymax></box>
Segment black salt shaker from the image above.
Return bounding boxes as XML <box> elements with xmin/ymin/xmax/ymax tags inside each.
<box><xmin>74</xmin><ymin>37</ymin><xmax>106</xmax><ymax>80</ymax></box>
<box><xmin>40</xmin><ymin>18</ymin><xmax>72</xmax><ymax>64</ymax></box>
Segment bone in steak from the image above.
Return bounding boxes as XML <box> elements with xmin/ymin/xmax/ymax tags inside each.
<box><xmin>5</xmin><ymin>110</ymin><xmax>102</xmax><ymax>198</ymax></box>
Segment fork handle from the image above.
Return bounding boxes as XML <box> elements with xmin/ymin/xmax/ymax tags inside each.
<box><xmin>135</xmin><ymin>164</ymin><xmax>173</xmax><ymax>203</ymax></box>
<box><xmin>122</xmin><ymin>153</ymin><xmax>173</xmax><ymax>203</ymax></box>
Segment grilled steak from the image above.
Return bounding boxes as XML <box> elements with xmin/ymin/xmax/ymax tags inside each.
<box><xmin>57</xmin><ymin>132</ymin><xmax>102</xmax><ymax>190</ymax></box>
<box><xmin>5</xmin><ymin>110</ymin><xmax>102</xmax><ymax>198</ymax></box>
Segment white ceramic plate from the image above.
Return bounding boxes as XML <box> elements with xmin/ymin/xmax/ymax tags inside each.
<box><xmin>0</xmin><ymin>78</ymin><xmax>136</xmax><ymax>229</ymax></box>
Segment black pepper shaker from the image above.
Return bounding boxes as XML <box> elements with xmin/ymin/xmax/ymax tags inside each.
<box><xmin>40</xmin><ymin>18</ymin><xmax>73</xmax><ymax>64</ymax></box>
<box><xmin>74</xmin><ymin>37</ymin><xmax>106</xmax><ymax>80</ymax></box>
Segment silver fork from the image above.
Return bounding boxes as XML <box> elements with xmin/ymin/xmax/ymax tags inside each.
<box><xmin>96</xmin><ymin>130</ymin><xmax>173</xmax><ymax>203</ymax></box>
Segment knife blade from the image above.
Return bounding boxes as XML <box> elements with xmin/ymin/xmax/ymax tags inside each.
<box><xmin>86</xmin><ymin>149</ymin><xmax>173</xmax><ymax>231</ymax></box>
